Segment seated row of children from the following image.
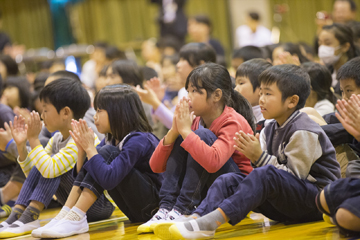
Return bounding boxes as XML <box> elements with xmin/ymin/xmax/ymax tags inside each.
<box><xmin>0</xmin><ymin>24</ymin><xmax>359</xmax><ymax>238</ymax></box>
<box><xmin>0</xmin><ymin>50</ymin><xmax>359</xmax><ymax>239</ymax></box>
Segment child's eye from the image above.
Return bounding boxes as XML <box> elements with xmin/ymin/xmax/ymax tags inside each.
<box><xmin>265</xmin><ymin>93</ymin><xmax>271</xmax><ymax>96</ymax></box>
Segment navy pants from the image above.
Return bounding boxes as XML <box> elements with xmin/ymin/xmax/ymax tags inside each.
<box><xmin>195</xmin><ymin>165</ymin><xmax>322</xmax><ymax>225</ymax></box>
<box><xmin>159</xmin><ymin>128</ymin><xmax>240</xmax><ymax>215</ymax></box>
<box><xmin>322</xmin><ymin>178</ymin><xmax>360</xmax><ymax>237</ymax></box>
<box><xmin>16</xmin><ymin>166</ymin><xmax>114</xmax><ymax>222</ymax></box>
<box><xmin>77</xmin><ymin>145</ymin><xmax>161</xmax><ymax>223</ymax></box>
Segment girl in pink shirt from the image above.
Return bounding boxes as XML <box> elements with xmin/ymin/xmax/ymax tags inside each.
<box><xmin>138</xmin><ymin>63</ymin><xmax>255</xmax><ymax>233</ymax></box>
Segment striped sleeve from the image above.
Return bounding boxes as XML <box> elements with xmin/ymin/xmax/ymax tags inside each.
<box><xmin>19</xmin><ymin>133</ymin><xmax>100</xmax><ymax>178</ymax></box>
<box><xmin>19</xmin><ymin>138</ymin><xmax>78</xmax><ymax>178</ymax></box>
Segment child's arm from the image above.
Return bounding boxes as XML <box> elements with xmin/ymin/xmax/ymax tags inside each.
<box><xmin>149</xmin><ymin>103</ymin><xmax>180</xmax><ymax>173</ymax></box>
<box><xmin>83</xmin><ymin>133</ymin><xmax>152</xmax><ymax>190</ymax></box>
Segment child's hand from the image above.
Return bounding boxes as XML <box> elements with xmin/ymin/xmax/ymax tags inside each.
<box><xmin>176</xmin><ymin>97</ymin><xmax>194</xmax><ymax>139</ymax></box>
<box><xmin>135</xmin><ymin>81</ymin><xmax>162</xmax><ymax>110</ymax></box>
<box><xmin>273</xmin><ymin>52</ymin><xmax>300</xmax><ymax>66</ymax></box>
<box><xmin>26</xmin><ymin>111</ymin><xmax>43</xmax><ymax>141</ymax></box>
<box><xmin>69</xmin><ymin>120</ymin><xmax>85</xmax><ymax>155</ymax></box>
<box><xmin>9</xmin><ymin>115</ymin><xmax>28</xmax><ymax>147</ymax></box>
<box><xmin>76</xmin><ymin>119</ymin><xmax>97</xmax><ymax>158</ymax></box>
<box><xmin>336</xmin><ymin>96</ymin><xmax>360</xmax><ymax>141</ymax></box>
<box><xmin>147</xmin><ymin>77</ymin><xmax>166</xmax><ymax>102</ymax></box>
<box><xmin>0</xmin><ymin>123</ymin><xmax>13</xmax><ymax>151</ymax></box>
<box><xmin>234</xmin><ymin>131</ymin><xmax>263</xmax><ymax>163</ymax></box>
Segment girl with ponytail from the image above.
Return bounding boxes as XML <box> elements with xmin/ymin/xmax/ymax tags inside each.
<box><xmin>138</xmin><ymin>63</ymin><xmax>254</xmax><ymax>234</ymax></box>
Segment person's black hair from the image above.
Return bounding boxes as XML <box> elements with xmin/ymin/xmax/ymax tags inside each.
<box><xmin>249</xmin><ymin>12</ymin><xmax>260</xmax><ymax>21</ymax></box>
<box><xmin>259</xmin><ymin>64</ymin><xmax>311</xmax><ymax>110</ymax></box>
<box><xmin>301</xmin><ymin>62</ymin><xmax>338</xmax><ymax>105</ymax></box>
<box><xmin>185</xmin><ymin>63</ymin><xmax>255</xmax><ymax>132</ymax></box>
<box><xmin>4</xmin><ymin>77</ymin><xmax>31</xmax><ymax>108</ymax></box>
<box><xmin>39</xmin><ymin>79</ymin><xmax>90</xmax><ymax>120</ymax></box>
<box><xmin>322</xmin><ymin>23</ymin><xmax>359</xmax><ymax>60</ymax></box>
<box><xmin>111</xmin><ymin>60</ymin><xmax>143</xmax><ymax>87</ymax></box>
<box><xmin>279</xmin><ymin>42</ymin><xmax>310</xmax><ymax>63</ymax></box>
<box><xmin>192</xmin><ymin>15</ymin><xmax>212</xmax><ymax>31</ymax></box>
<box><xmin>31</xmin><ymin>90</ymin><xmax>41</xmax><ymax>112</ymax></box>
<box><xmin>157</xmin><ymin>36</ymin><xmax>183</xmax><ymax>53</ymax></box>
<box><xmin>94</xmin><ymin>84</ymin><xmax>152</xmax><ymax>142</ymax></box>
<box><xmin>141</xmin><ymin>66</ymin><xmax>158</xmax><ymax>81</ymax></box>
<box><xmin>105</xmin><ymin>46</ymin><xmax>126</xmax><ymax>61</ymax></box>
<box><xmin>232</xmin><ymin>46</ymin><xmax>264</xmax><ymax>61</ymax></box>
<box><xmin>236</xmin><ymin>58</ymin><xmax>272</xmax><ymax>92</ymax></box>
<box><xmin>0</xmin><ymin>55</ymin><xmax>19</xmax><ymax>78</ymax></box>
<box><xmin>34</xmin><ymin>72</ymin><xmax>50</xmax><ymax>91</ymax></box>
<box><xmin>261</xmin><ymin>44</ymin><xmax>280</xmax><ymax>61</ymax></box>
<box><xmin>337</xmin><ymin>56</ymin><xmax>360</xmax><ymax>87</ymax></box>
<box><xmin>335</xmin><ymin>0</ymin><xmax>357</xmax><ymax>11</ymax></box>
<box><xmin>298</xmin><ymin>41</ymin><xmax>315</xmax><ymax>56</ymax></box>
<box><xmin>0</xmin><ymin>74</ymin><xmax>2</xmax><ymax>97</ymax></box>
<box><xmin>49</xmin><ymin>70</ymin><xmax>81</xmax><ymax>82</ymax></box>
<box><xmin>93</xmin><ymin>41</ymin><xmax>108</xmax><ymax>49</ymax></box>
<box><xmin>348</xmin><ymin>21</ymin><xmax>360</xmax><ymax>43</ymax></box>
<box><xmin>179</xmin><ymin>42</ymin><xmax>217</xmax><ymax>68</ymax></box>
<box><xmin>161</xmin><ymin>54</ymin><xmax>180</xmax><ymax>66</ymax></box>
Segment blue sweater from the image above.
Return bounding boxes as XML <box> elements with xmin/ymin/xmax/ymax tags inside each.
<box><xmin>83</xmin><ymin>131</ymin><xmax>162</xmax><ymax>190</ymax></box>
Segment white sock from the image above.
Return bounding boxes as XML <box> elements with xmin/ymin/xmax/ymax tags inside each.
<box><xmin>54</xmin><ymin>206</ymin><xmax>70</xmax><ymax>220</ymax></box>
<box><xmin>64</xmin><ymin>207</ymin><xmax>86</xmax><ymax>221</ymax></box>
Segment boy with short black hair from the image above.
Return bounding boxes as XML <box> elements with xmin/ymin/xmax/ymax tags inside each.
<box><xmin>0</xmin><ymin>79</ymin><xmax>114</xmax><ymax>238</ymax></box>
<box><xmin>160</xmin><ymin>64</ymin><xmax>340</xmax><ymax>239</ymax></box>
<box><xmin>231</xmin><ymin>46</ymin><xmax>264</xmax><ymax>70</ymax></box>
<box><xmin>321</xmin><ymin>57</ymin><xmax>360</xmax><ymax>177</ymax></box>
<box><xmin>235</xmin><ymin>58</ymin><xmax>272</xmax><ymax>125</ymax></box>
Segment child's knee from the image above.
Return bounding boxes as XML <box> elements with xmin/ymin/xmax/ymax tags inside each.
<box><xmin>336</xmin><ymin>208</ymin><xmax>360</xmax><ymax>231</ymax></box>
<box><xmin>194</xmin><ymin>128</ymin><xmax>216</xmax><ymax>144</ymax></box>
<box><xmin>97</xmin><ymin>145</ymin><xmax>120</xmax><ymax>158</ymax></box>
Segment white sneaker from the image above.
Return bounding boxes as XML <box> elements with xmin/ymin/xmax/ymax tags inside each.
<box><xmin>31</xmin><ymin>218</ymin><xmax>60</xmax><ymax>238</ymax></box>
<box><xmin>41</xmin><ymin>216</ymin><xmax>89</xmax><ymax>238</ymax></box>
<box><xmin>169</xmin><ymin>220</ymin><xmax>215</xmax><ymax>239</ymax></box>
<box><xmin>137</xmin><ymin>208</ymin><xmax>169</xmax><ymax>233</ymax></box>
<box><xmin>0</xmin><ymin>222</ymin><xmax>9</xmax><ymax>232</ymax></box>
<box><xmin>167</xmin><ymin>209</ymin><xmax>184</xmax><ymax>221</ymax></box>
<box><xmin>0</xmin><ymin>220</ymin><xmax>40</xmax><ymax>238</ymax></box>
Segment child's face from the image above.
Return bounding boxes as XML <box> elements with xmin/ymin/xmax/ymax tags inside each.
<box><xmin>177</xmin><ymin>58</ymin><xmax>193</xmax><ymax>82</ymax></box>
<box><xmin>41</xmin><ymin>100</ymin><xmax>63</xmax><ymax>133</ymax></box>
<box><xmin>340</xmin><ymin>78</ymin><xmax>360</xmax><ymax>101</ymax></box>
<box><xmin>93</xmin><ymin>109</ymin><xmax>111</xmax><ymax>134</ymax></box>
<box><xmin>187</xmin><ymin>83</ymin><xmax>209</xmax><ymax>117</ymax></box>
<box><xmin>259</xmin><ymin>83</ymin><xmax>294</xmax><ymax>124</ymax></box>
<box><xmin>235</xmin><ymin>76</ymin><xmax>259</xmax><ymax>107</ymax></box>
<box><xmin>231</xmin><ymin>58</ymin><xmax>244</xmax><ymax>71</ymax></box>
<box><xmin>162</xmin><ymin>58</ymin><xmax>177</xmax><ymax>81</ymax></box>
<box><xmin>105</xmin><ymin>67</ymin><xmax>123</xmax><ymax>86</ymax></box>
<box><xmin>2</xmin><ymin>86</ymin><xmax>20</xmax><ymax>109</ymax></box>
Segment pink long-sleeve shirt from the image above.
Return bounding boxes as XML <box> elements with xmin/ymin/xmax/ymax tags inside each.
<box><xmin>150</xmin><ymin>106</ymin><xmax>253</xmax><ymax>175</ymax></box>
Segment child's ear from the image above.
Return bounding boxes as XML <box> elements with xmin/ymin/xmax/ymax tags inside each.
<box><xmin>212</xmin><ymin>88</ymin><xmax>223</xmax><ymax>102</ymax></box>
<box><xmin>61</xmin><ymin>107</ymin><xmax>72</xmax><ymax>119</ymax></box>
<box><xmin>287</xmin><ymin>95</ymin><xmax>299</xmax><ymax>109</ymax></box>
<box><xmin>341</xmin><ymin>42</ymin><xmax>350</xmax><ymax>53</ymax></box>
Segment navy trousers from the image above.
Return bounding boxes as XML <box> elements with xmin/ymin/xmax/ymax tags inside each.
<box><xmin>195</xmin><ymin>165</ymin><xmax>322</xmax><ymax>225</ymax></box>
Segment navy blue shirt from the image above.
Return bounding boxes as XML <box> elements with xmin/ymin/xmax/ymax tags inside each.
<box><xmin>83</xmin><ymin>131</ymin><xmax>162</xmax><ymax>190</ymax></box>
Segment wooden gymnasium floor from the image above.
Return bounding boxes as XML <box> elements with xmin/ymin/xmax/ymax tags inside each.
<box><xmin>2</xmin><ymin>207</ymin><xmax>352</xmax><ymax>240</ymax></box>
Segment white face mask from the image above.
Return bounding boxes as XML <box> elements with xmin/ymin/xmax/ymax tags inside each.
<box><xmin>318</xmin><ymin>45</ymin><xmax>342</xmax><ymax>66</ymax></box>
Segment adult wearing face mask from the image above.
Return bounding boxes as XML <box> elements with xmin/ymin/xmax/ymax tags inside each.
<box><xmin>318</xmin><ymin>23</ymin><xmax>359</xmax><ymax>94</ymax></box>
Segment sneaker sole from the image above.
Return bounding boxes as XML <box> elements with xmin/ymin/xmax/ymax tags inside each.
<box><xmin>137</xmin><ymin>224</ymin><xmax>152</xmax><ymax>233</ymax></box>
<box><xmin>169</xmin><ymin>224</ymin><xmax>215</xmax><ymax>239</ymax></box>
<box><xmin>154</xmin><ymin>222</ymin><xmax>175</xmax><ymax>240</ymax></box>
<box><xmin>41</xmin><ymin>228</ymin><xmax>89</xmax><ymax>238</ymax></box>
